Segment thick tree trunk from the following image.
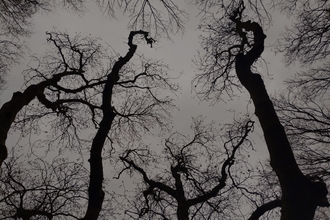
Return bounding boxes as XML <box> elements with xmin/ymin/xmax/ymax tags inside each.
<box><xmin>81</xmin><ymin>109</ymin><xmax>115</xmax><ymax>220</ymax></box>
<box><xmin>233</xmin><ymin>20</ymin><xmax>329</xmax><ymax>220</ymax></box>
<box><xmin>81</xmin><ymin>31</ymin><xmax>150</xmax><ymax>220</ymax></box>
<box><xmin>177</xmin><ymin>202</ymin><xmax>189</xmax><ymax>220</ymax></box>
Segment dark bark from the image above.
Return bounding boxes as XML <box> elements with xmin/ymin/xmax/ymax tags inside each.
<box><xmin>119</xmin><ymin>120</ymin><xmax>253</xmax><ymax>219</ymax></box>
<box><xmin>248</xmin><ymin>199</ymin><xmax>281</xmax><ymax>220</ymax></box>
<box><xmin>0</xmin><ymin>74</ymin><xmax>65</xmax><ymax>167</ymax></box>
<box><xmin>81</xmin><ymin>30</ymin><xmax>152</xmax><ymax>220</ymax></box>
<box><xmin>14</xmin><ymin>208</ymin><xmax>53</xmax><ymax>220</ymax></box>
<box><xmin>171</xmin><ymin>165</ymin><xmax>189</xmax><ymax>220</ymax></box>
<box><xmin>177</xmin><ymin>202</ymin><xmax>189</xmax><ymax>220</ymax></box>
<box><xmin>231</xmin><ymin>13</ymin><xmax>329</xmax><ymax>220</ymax></box>
<box><xmin>120</xmin><ymin>156</ymin><xmax>209</xmax><ymax>220</ymax></box>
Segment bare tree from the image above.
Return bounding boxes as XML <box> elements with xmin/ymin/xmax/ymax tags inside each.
<box><xmin>3</xmin><ymin>0</ymin><xmax>330</xmax><ymax>219</ymax></box>
<box><xmin>0</xmin><ymin>149</ymin><xmax>90</xmax><ymax>220</ymax></box>
<box><xmin>116</xmin><ymin>117</ymin><xmax>257</xmax><ymax>220</ymax></box>
<box><xmin>231</xmin><ymin>4</ymin><xmax>329</xmax><ymax>219</ymax></box>
<box><xmin>276</xmin><ymin>0</ymin><xmax>330</xmax><ymax>65</ymax></box>
<box><xmin>273</xmin><ymin>91</ymin><xmax>330</xmax><ymax>183</ymax></box>
<box><xmin>0</xmin><ymin>28</ymin><xmax>177</xmax><ymax>220</ymax></box>
<box><xmin>192</xmin><ymin>0</ymin><xmax>270</xmax><ymax>101</ymax></box>
<box><xmin>0</xmin><ymin>31</ymin><xmax>103</xmax><ymax>167</ymax></box>
<box><xmin>0</xmin><ymin>37</ymin><xmax>22</xmax><ymax>92</ymax></box>
<box><xmin>194</xmin><ymin>1</ymin><xmax>329</xmax><ymax>219</ymax></box>
<box><xmin>0</xmin><ymin>0</ymin><xmax>45</xmax><ymax>37</ymax></box>
<box><xmin>0</xmin><ymin>0</ymin><xmax>86</xmax><ymax>90</ymax></box>
<box><xmin>0</xmin><ymin>0</ymin><xmax>186</xmax><ymax>94</ymax></box>
<box><xmin>96</xmin><ymin>0</ymin><xmax>188</xmax><ymax>38</ymax></box>
<box><xmin>271</xmin><ymin>59</ymin><xmax>330</xmax><ymax>193</ymax></box>
<box><xmin>270</xmin><ymin>0</ymin><xmax>330</xmax><ymax>181</ymax></box>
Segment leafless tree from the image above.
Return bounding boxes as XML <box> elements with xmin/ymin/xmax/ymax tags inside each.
<box><xmin>0</xmin><ymin>0</ymin><xmax>87</xmax><ymax>90</ymax></box>
<box><xmin>0</xmin><ymin>148</ymin><xmax>89</xmax><ymax>220</ymax></box>
<box><xmin>192</xmin><ymin>0</ymin><xmax>272</xmax><ymax>101</ymax></box>
<box><xmin>0</xmin><ymin>29</ymin><xmax>178</xmax><ymax>219</ymax></box>
<box><xmin>0</xmin><ymin>0</ymin><xmax>186</xmax><ymax>93</ymax></box>
<box><xmin>276</xmin><ymin>0</ymin><xmax>330</xmax><ymax>65</ymax></box>
<box><xmin>231</xmin><ymin>4</ymin><xmax>329</xmax><ymax>219</ymax></box>
<box><xmin>194</xmin><ymin>1</ymin><xmax>329</xmax><ymax>219</ymax></box>
<box><xmin>2</xmin><ymin>0</ymin><xmax>330</xmax><ymax>219</ymax></box>
<box><xmin>96</xmin><ymin>0</ymin><xmax>188</xmax><ymax>38</ymax></box>
<box><xmin>115</xmin><ymin>116</ymin><xmax>261</xmax><ymax>220</ymax></box>
<box><xmin>272</xmin><ymin>0</ymin><xmax>330</xmax><ymax>208</ymax></box>
<box><xmin>0</xmin><ymin>0</ymin><xmax>45</xmax><ymax>37</ymax></box>
<box><xmin>273</xmin><ymin>91</ymin><xmax>330</xmax><ymax>180</ymax></box>
<box><xmin>272</xmin><ymin>54</ymin><xmax>330</xmax><ymax>190</ymax></box>
<box><xmin>273</xmin><ymin>1</ymin><xmax>330</xmax><ymax>218</ymax></box>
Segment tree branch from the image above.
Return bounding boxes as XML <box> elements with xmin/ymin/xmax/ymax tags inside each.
<box><xmin>248</xmin><ymin>199</ymin><xmax>281</xmax><ymax>220</ymax></box>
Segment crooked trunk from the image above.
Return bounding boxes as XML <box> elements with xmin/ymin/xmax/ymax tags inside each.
<box><xmin>80</xmin><ymin>52</ymin><xmax>121</xmax><ymax>220</ymax></box>
<box><xmin>233</xmin><ymin>19</ymin><xmax>329</xmax><ymax>220</ymax></box>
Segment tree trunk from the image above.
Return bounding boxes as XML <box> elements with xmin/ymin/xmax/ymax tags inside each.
<box><xmin>81</xmin><ymin>109</ymin><xmax>115</xmax><ymax>220</ymax></box>
<box><xmin>177</xmin><ymin>202</ymin><xmax>189</xmax><ymax>220</ymax></box>
<box><xmin>81</xmin><ymin>31</ymin><xmax>149</xmax><ymax>220</ymax></box>
<box><xmin>234</xmin><ymin>20</ymin><xmax>329</xmax><ymax>220</ymax></box>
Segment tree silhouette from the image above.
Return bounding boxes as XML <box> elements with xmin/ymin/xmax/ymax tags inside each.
<box><xmin>269</xmin><ymin>3</ymin><xmax>330</xmax><ymax>217</ymax></box>
<box><xmin>0</xmin><ymin>29</ymin><xmax>177</xmax><ymax>219</ymax></box>
<box><xmin>117</xmin><ymin>117</ymin><xmax>256</xmax><ymax>220</ymax></box>
<box><xmin>231</xmin><ymin>4</ymin><xmax>329</xmax><ymax>220</ymax></box>
<box><xmin>0</xmin><ymin>0</ymin><xmax>186</xmax><ymax>94</ymax></box>
<box><xmin>0</xmin><ymin>149</ymin><xmax>90</xmax><ymax>219</ymax></box>
<box><xmin>1</xmin><ymin>0</ymin><xmax>330</xmax><ymax>219</ymax></box>
<box><xmin>194</xmin><ymin>1</ymin><xmax>329</xmax><ymax>219</ymax></box>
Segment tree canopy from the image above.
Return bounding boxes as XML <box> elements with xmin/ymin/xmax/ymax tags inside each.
<box><xmin>0</xmin><ymin>0</ymin><xmax>330</xmax><ymax>219</ymax></box>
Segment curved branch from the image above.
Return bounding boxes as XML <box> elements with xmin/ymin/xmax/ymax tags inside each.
<box><xmin>0</xmin><ymin>72</ymin><xmax>65</xmax><ymax>166</ymax></box>
<box><xmin>188</xmin><ymin>120</ymin><xmax>254</xmax><ymax>207</ymax></box>
<box><xmin>247</xmin><ymin>199</ymin><xmax>281</xmax><ymax>220</ymax></box>
<box><xmin>120</xmin><ymin>155</ymin><xmax>176</xmax><ymax>197</ymax></box>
